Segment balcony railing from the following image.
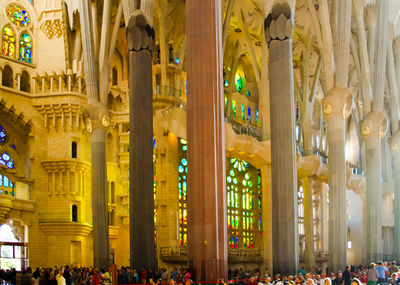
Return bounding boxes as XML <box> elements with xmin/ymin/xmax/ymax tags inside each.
<box><xmin>228</xmin><ymin>248</ymin><xmax>262</xmax><ymax>257</ymax></box>
<box><xmin>159</xmin><ymin>246</ymin><xmax>187</xmax><ymax>257</ymax></box>
<box><xmin>0</xmin><ymin>189</ymin><xmax>15</xmax><ymax>198</ymax></box>
<box><xmin>154</xmin><ymin>85</ymin><xmax>185</xmax><ymax>100</ymax></box>
<box><xmin>225</xmin><ymin>117</ymin><xmax>263</xmax><ymax>141</ymax></box>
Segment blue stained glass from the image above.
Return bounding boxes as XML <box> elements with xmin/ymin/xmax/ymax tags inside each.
<box><xmin>175</xmin><ymin>57</ymin><xmax>180</xmax><ymax>64</ymax></box>
<box><xmin>247</xmin><ymin>107</ymin><xmax>251</xmax><ymax>122</ymax></box>
<box><xmin>0</xmin><ymin>175</ymin><xmax>2</xmax><ymax>187</ymax></box>
<box><xmin>256</xmin><ymin>110</ymin><xmax>259</xmax><ymax>123</ymax></box>
<box><xmin>6</xmin><ymin>161</ymin><xmax>13</xmax><ymax>169</ymax></box>
<box><xmin>246</xmin><ymin>90</ymin><xmax>250</xmax><ymax>97</ymax></box>
<box><xmin>178</xmin><ymin>165</ymin><xmax>184</xmax><ymax>173</ymax></box>
<box><xmin>4</xmin><ymin>176</ymin><xmax>8</xmax><ymax>187</ymax></box>
<box><xmin>181</xmin><ymin>158</ymin><xmax>187</xmax><ymax>166</ymax></box>
<box><xmin>0</xmin><ymin>125</ymin><xmax>5</xmax><ymax>143</ymax></box>
<box><xmin>153</xmin><ymin>137</ymin><xmax>156</xmax><ymax>148</ymax></box>
<box><xmin>2</xmin><ymin>153</ymin><xmax>10</xmax><ymax>160</ymax></box>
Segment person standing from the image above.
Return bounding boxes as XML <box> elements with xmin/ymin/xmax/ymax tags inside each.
<box><xmin>367</xmin><ymin>263</ymin><xmax>378</xmax><ymax>285</ymax></box>
<box><xmin>343</xmin><ymin>266</ymin><xmax>352</xmax><ymax>285</ymax></box>
<box><xmin>376</xmin><ymin>262</ymin><xmax>388</xmax><ymax>284</ymax></box>
<box><xmin>56</xmin><ymin>270</ymin><xmax>65</xmax><ymax>285</ymax></box>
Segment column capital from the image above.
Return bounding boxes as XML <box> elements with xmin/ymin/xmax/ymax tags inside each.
<box><xmin>85</xmin><ymin>102</ymin><xmax>111</xmax><ymax>131</ymax></box>
<box><xmin>297</xmin><ymin>154</ymin><xmax>321</xmax><ymax>178</ymax></box>
<box><xmin>361</xmin><ymin>111</ymin><xmax>388</xmax><ymax>140</ymax></box>
<box><xmin>264</xmin><ymin>3</ymin><xmax>294</xmax><ymax>45</ymax></box>
<box><xmin>322</xmin><ymin>87</ymin><xmax>353</xmax><ymax>120</ymax></box>
<box><xmin>126</xmin><ymin>11</ymin><xmax>155</xmax><ymax>54</ymax></box>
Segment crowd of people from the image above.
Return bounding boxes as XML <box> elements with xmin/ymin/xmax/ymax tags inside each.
<box><xmin>0</xmin><ymin>261</ymin><xmax>400</xmax><ymax>285</ymax></box>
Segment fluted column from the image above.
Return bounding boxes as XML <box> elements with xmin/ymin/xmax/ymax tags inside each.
<box><xmin>126</xmin><ymin>12</ymin><xmax>157</xmax><ymax>270</ymax></box>
<box><xmin>321</xmin><ymin>0</ymin><xmax>352</xmax><ymax>272</ymax></box>
<box><xmin>79</xmin><ymin>0</ymin><xmax>109</xmax><ymax>268</ymax></box>
<box><xmin>186</xmin><ymin>0</ymin><xmax>227</xmax><ymax>281</ymax></box>
<box><xmin>303</xmin><ymin>176</ymin><xmax>316</xmax><ymax>272</ymax></box>
<box><xmin>364</xmin><ymin>0</ymin><xmax>389</xmax><ymax>263</ymax></box>
<box><xmin>265</xmin><ymin>3</ymin><xmax>298</xmax><ymax>275</ymax></box>
<box><xmin>391</xmin><ymin>133</ymin><xmax>400</xmax><ymax>260</ymax></box>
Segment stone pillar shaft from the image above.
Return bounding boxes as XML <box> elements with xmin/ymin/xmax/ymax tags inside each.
<box><xmin>265</xmin><ymin>4</ymin><xmax>298</xmax><ymax>275</ymax></box>
<box><xmin>328</xmin><ymin>116</ymin><xmax>347</xmax><ymax>271</ymax></box>
<box><xmin>91</xmin><ymin>129</ymin><xmax>109</xmax><ymax>267</ymax></box>
<box><xmin>303</xmin><ymin>177</ymin><xmax>315</xmax><ymax>272</ymax></box>
<box><xmin>127</xmin><ymin>13</ymin><xmax>157</xmax><ymax>270</ymax></box>
<box><xmin>393</xmin><ymin>151</ymin><xmax>400</xmax><ymax>260</ymax></box>
<box><xmin>186</xmin><ymin>0</ymin><xmax>227</xmax><ymax>281</ymax></box>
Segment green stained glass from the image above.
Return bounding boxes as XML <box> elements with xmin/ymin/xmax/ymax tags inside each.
<box><xmin>224</xmin><ymin>80</ymin><xmax>229</xmax><ymax>87</ymax></box>
<box><xmin>232</xmin><ymin>100</ymin><xmax>236</xmax><ymax>117</ymax></box>
<box><xmin>181</xmin><ymin>158</ymin><xmax>187</xmax><ymax>166</ymax></box>
<box><xmin>227</xmin><ymin>176</ymin><xmax>232</xmax><ymax>183</ymax></box>
<box><xmin>7</xmin><ymin>5</ymin><xmax>30</xmax><ymax>27</ymax></box>
<box><xmin>178</xmin><ymin>165</ymin><xmax>184</xmax><ymax>173</ymax></box>
<box><xmin>248</xmin><ymin>181</ymin><xmax>253</xmax><ymax>187</ymax></box>
<box><xmin>182</xmin><ymin>145</ymin><xmax>187</xmax><ymax>151</ymax></box>
<box><xmin>242</xmin><ymin>180</ymin><xmax>246</xmax><ymax>186</ymax></box>
<box><xmin>225</xmin><ymin>96</ymin><xmax>227</xmax><ymax>108</ymax></box>
<box><xmin>230</xmin><ymin>170</ymin><xmax>235</xmax><ymax>177</ymax></box>
<box><xmin>241</xmin><ymin>104</ymin><xmax>245</xmax><ymax>121</ymax></box>
<box><xmin>233</xmin><ymin>178</ymin><xmax>238</xmax><ymax>184</ymax></box>
<box><xmin>245</xmin><ymin>173</ymin><xmax>250</xmax><ymax>180</ymax></box>
<box><xmin>235</xmin><ymin>72</ymin><xmax>243</xmax><ymax>93</ymax></box>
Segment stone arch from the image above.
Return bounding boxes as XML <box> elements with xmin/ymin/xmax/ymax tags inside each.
<box><xmin>20</xmin><ymin>70</ymin><xmax>30</xmax><ymax>92</ymax></box>
<box><xmin>2</xmin><ymin>65</ymin><xmax>13</xmax><ymax>88</ymax></box>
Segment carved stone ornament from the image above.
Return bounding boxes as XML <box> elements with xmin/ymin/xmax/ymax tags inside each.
<box><xmin>264</xmin><ymin>3</ymin><xmax>294</xmax><ymax>45</ymax></box>
<box><xmin>126</xmin><ymin>11</ymin><xmax>155</xmax><ymax>54</ymax></box>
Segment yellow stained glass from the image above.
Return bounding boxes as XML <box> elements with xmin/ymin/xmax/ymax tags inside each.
<box><xmin>19</xmin><ymin>33</ymin><xmax>32</xmax><ymax>63</ymax></box>
<box><xmin>2</xmin><ymin>26</ymin><xmax>15</xmax><ymax>57</ymax></box>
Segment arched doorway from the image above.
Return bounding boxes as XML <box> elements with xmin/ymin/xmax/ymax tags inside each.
<box><xmin>0</xmin><ymin>223</ymin><xmax>28</xmax><ymax>270</ymax></box>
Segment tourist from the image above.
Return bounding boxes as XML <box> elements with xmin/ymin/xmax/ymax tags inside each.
<box><xmin>376</xmin><ymin>262</ymin><xmax>388</xmax><ymax>284</ymax></box>
<box><xmin>367</xmin><ymin>263</ymin><xmax>378</xmax><ymax>285</ymax></box>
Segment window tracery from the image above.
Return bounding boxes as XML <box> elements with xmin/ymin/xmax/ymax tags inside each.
<box><xmin>7</xmin><ymin>5</ymin><xmax>30</xmax><ymax>27</ymax></box>
<box><xmin>0</xmin><ymin>153</ymin><xmax>14</xmax><ymax>169</ymax></box>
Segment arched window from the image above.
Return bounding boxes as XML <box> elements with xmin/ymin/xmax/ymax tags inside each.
<box><xmin>0</xmin><ymin>126</ymin><xmax>7</xmax><ymax>143</ymax></box>
<box><xmin>2</xmin><ymin>65</ymin><xmax>13</xmax><ymax>88</ymax></box>
<box><xmin>112</xmin><ymin>67</ymin><xmax>118</xmax><ymax>86</ymax></box>
<box><xmin>20</xmin><ymin>71</ymin><xmax>30</xmax><ymax>92</ymax></box>
<box><xmin>7</xmin><ymin>5</ymin><xmax>30</xmax><ymax>27</ymax></box>
<box><xmin>2</xmin><ymin>26</ymin><xmax>15</xmax><ymax>58</ymax></box>
<box><xmin>0</xmin><ymin>174</ymin><xmax>15</xmax><ymax>197</ymax></box>
<box><xmin>72</xmin><ymin>205</ymin><xmax>78</xmax><ymax>222</ymax></box>
<box><xmin>19</xmin><ymin>33</ymin><xmax>32</xmax><ymax>63</ymax></box>
<box><xmin>0</xmin><ymin>153</ymin><xmax>14</xmax><ymax>169</ymax></box>
<box><xmin>71</xmin><ymin>141</ymin><xmax>77</xmax><ymax>158</ymax></box>
<box><xmin>235</xmin><ymin>72</ymin><xmax>243</xmax><ymax>93</ymax></box>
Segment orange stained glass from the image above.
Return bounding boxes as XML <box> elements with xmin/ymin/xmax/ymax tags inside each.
<box><xmin>2</xmin><ymin>26</ymin><xmax>15</xmax><ymax>57</ymax></box>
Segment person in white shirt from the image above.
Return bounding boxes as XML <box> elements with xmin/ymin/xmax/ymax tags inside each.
<box><xmin>56</xmin><ymin>270</ymin><xmax>66</xmax><ymax>285</ymax></box>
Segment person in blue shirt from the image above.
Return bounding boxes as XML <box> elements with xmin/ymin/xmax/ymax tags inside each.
<box><xmin>376</xmin><ymin>261</ymin><xmax>388</xmax><ymax>284</ymax></box>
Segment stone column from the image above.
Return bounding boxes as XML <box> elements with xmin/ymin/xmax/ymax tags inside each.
<box><xmin>265</xmin><ymin>3</ymin><xmax>298</xmax><ymax>275</ymax></box>
<box><xmin>363</xmin><ymin>0</ymin><xmax>389</xmax><ymax>263</ymax></box>
<box><xmin>322</xmin><ymin>0</ymin><xmax>352</xmax><ymax>272</ymax></box>
<box><xmin>79</xmin><ymin>0</ymin><xmax>109</xmax><ymax>268</ymax></box>
<box><xmin>390</xmin><ymin>133</ymin><xmax>400</xmax><ymax>260</ymax></box>
<box><xmin>303</xmin><ymin>176</ymin><xmax>316</xmax><ymax>272</ymax></box>
<box><xmin>126</xmin><ymin>12</ymin><xmax>157</xmax><ymax>270</ymax></box>
<box><xmin>186</xmin><ymin>0</ymin><xmax>227</xmax><ymax>281</ymax></box>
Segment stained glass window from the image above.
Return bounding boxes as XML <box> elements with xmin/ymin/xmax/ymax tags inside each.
<box><xmin>0</xmin><ymin>126</ymin><xmax>6</xmax><ymax>143</ymax></box>
<box><xmin>235</xmin><ymin>72</ymin><xmax>243</xmax><ymax>93</ymax></box>
<box><xmin>2</xmin><ymin>26</ymin><xmax>15</xmax><ymax>58</ymax></box>
<box><xmin>19</xmin><ymin>33</ymin><xmax>32</xmax><ymax>63</ymax></box>
<box><xmin>178</xmin><ymin>138</ymin><xmax>188</xmax><ymax>246</ymax></box>
<box><xmin>232</xmin><ymin>101</ymin><xmax>236</xmax><ymax>117</ymax></box>
<box><xmin>0</xmin><ymin>153</ymin><xmax>14</xmax><ymax>169</ymax></box>
<box><xmin>227</xmin><ymin>158</ymin><xmax>261</xmax><ymax>249</ymax></box>
<box><xmin>248</xmin><ymin>107</ymin><xmax>251</xmax><ymax>123</ymax></box>
<box><xmin>0</xmin><ymin>174</ymin><xmax>15</xmax><ymax>197</ymax></box>
<box><xmin>256</xmin><ymin>110</ymin><xmax>259</xmax><ymax>124</ymax></box>
<box><xmin>7</xmin><ymin>5</ymin><xmax>30</xmax><ymax>27</ymax></box>
<box><xmin>241</xmin><ymin>104</ymin><xmax>245</xmax><ymax>121</ymax></box>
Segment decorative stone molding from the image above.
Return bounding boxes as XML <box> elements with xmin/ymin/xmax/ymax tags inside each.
<box><xmin>264</xmin><ymin>4</ymin><xmax>294</xmax><ymax>45</ymax></box>
<box><xmin>321</xmin><ymin>87</ymin><xmax>353</xmax><ymax>119</ymax></box>
<box><xmin>360</xmin><ymin>111</ymin><xmax>388</xmax><ymax>140</ymax></box>
<box><xmin>297</xmin><ymin>154</ymin><xmax>321</xmax><ymax>177</ymax></box>
<box><xmin>126</xmin><ymin>11</ymin><xmax>155</xmax><ymax>54</ymax></box>
<box><xmin>39</xmin><ymin>222</ymin><xmax>92</xmax><ymax>236</ymax></box>
<box><xmin>40</xmin><ymin>18</ymin><xmax>63</xmax><ymax>39</ymax></box>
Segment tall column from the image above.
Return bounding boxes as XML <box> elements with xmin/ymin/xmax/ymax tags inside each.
<box><xmin>363</xmin><ymin>0</ymin><xmax>389</xmax><ymax>263</ymax></box>
<box><xmin>391</xmin><ymin>133</ymin><xmax>400</xmax><ymax>260</ymax></box>
<box><xmin>79</xmin><ymin>0</ymin><xmax>109</xmax><ymax>268</ymax></box>
<box><xmin>126</xmin><ymin>12</ymin><xmax>157</xmax><ymax>270</ymax></box>
<box><xmin>186</xmin><ymin>0</ymin><xmax>227</xmax><ymax>281</ymax></box>
<box><xmin>265</xmin><ymin>3</ymin><xmax>298</xmax><ymax>275</ymax></box>
<box><xmin>322</xmin><ymin>0</ymin><xmax>352</xmax><ymax>272</ymax></box>
<box><xmin>303</xmin><ymin>176</ymin><xmax>316</xmax><ymax>272</ymax></box>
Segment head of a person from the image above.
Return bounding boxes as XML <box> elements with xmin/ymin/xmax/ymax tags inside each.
<box><xmin>378</xmin><ymin>262</ymin><xmax>383</xmax><ymax>266</ymax></box>
<box><xmin>370</xmin><ymin>263</ymin><xmax>376</xmax><ymax>269</ymax></box>
<box><xmin>315</xmin><ymin>275</ymin><xmax>321</xmax><ymax>281</ymax></box>
<box><xmin>346</xmin><ymin>266</ymin><xmax>351</xmax><ymax>271</ymax></box>
<box><xmin>306</xmin><ymin>278</ymin><xmax>314</xmax><ymax>285</ymax></box>
<box><xmin>351</xmin><ymin>278</ymin><xmax>361</xmax><ymax>285</ymax></box>
<box><xmin>323</xmin><ymin>278</ymin><xmax>332</xmax><ymax>285</ymax></box>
